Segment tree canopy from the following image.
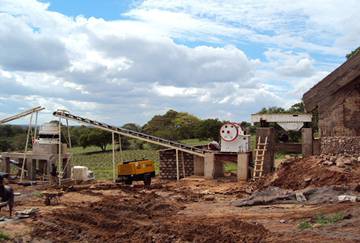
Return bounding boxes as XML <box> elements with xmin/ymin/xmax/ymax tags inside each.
<box><xmin>346</xmin><ymin>46</ymin><xmax>360</xmax><ymax>59</ymax></box>
<box><xmin>257</xmin><ymin>102</ymin><xmax>305</xmax><ymax>114</ymax></box>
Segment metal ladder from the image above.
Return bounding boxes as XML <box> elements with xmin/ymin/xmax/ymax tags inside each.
<box><xmin>253</xmin><ymin>136</ymin><xmax>268</xmax><ymax>180</ymax></box>
<box><xmin>53</xmin><ymin>110</ymin><xmax>207</xmax><ymax>157</ymax></box>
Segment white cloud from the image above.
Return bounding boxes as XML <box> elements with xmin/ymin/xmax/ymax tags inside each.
<box><xmin>132</xmin><ymin>0</ymin><xmax>360</xmax><ymax>55</ymax></box>
<box><xmin>0</xmin><ymin>0</ymin><xmax>355</xmax><ymax>125</ymax></box>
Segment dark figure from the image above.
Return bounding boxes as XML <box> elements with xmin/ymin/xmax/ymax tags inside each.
<box><xmin>50</xmin><ymin>164</ymin><xmax>58</xmax><ymax>185</ymax></box>
<box><xmin>279</xmin><ymin>133</ymin><xmax>289</xmax><ymax>143</ymax></box>
<box><xmin>0</xmin><ymin>177</ymin><xmax>14</xmax><ymax>217</ymax></box>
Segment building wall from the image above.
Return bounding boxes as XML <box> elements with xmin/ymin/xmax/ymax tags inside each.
<box><xmin>159</xmin><ymin>149</ymin><xmax>194</xmax><ymax>179</ymax></box>
<box><xmin>319</xmin><ymin>79</ymin><xmax>360</xmax><ymax>137</ymax></box>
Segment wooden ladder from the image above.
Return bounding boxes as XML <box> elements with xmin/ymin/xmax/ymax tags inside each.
<box><xmin>253</xmin><ymin>136</ymin><xmax>268</xmax><ymax>180</ymax></box>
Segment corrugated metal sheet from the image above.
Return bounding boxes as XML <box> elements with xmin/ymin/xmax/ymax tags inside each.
<box><xmin>251</xmin><ymin>114</ymin><xmax>312</xmax><ymax>124</ymax></box>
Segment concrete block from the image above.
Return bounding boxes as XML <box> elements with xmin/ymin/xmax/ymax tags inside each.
<box><xmin>27</xmin><ymin>159</ymin><xmax>37</xmax><ymax>181</ymax></box>
<box><xmin>302</xmin><ymin>128</ymin><xmax>313</xmax><ymax>157</ymax></box>
<box><xmin>213</xmin><ymin>160</ymin><xmax>224</xmax><ymax>178</ymax></box>
<box><xmin>237</xmin><ymin>153</ymin><xmax>249</xmax><ymax>181</ymax></box>
<box><xmin>204</xmin><ymin>153</ymin><xmax>215</xmax><ymax>179</ymax></box>
<box><xmin>194</xmin><ymin>156</ymin><xmax>204</xmax><ymax>176</ymax></box>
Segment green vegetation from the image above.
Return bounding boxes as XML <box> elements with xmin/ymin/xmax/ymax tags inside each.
<box><xmin>70</xmin><ymin>136</ymin><xmax>213</xmax><ymax>179</ymax></box>
<box><xmin>257</xmin><ymin>102</ymin><xmax>305</xmax><ymax>114</ymax></box>
<box><xmin>32</xmin><ymin>191</ymin><xmax>43</xmax><ymax>198</ymax></box>
<box><xmin>0</xmin><ymin>125</ymin><xmax>27</xmax><ymax>152</ymax></box>
<box><xmin>314</xmin><ymin>213</ymin><xmax>346</xmax><ymax>225</ymax></box>
<box><xmin>71</xmin><ymin>148</ymin><xmax>159</xmax><ymax>180</ymax></box>
<box><xmin>298</xmin><ymin>220</ymin><xmax>312</xmax><ymax>230</ymax></box>
<box><xmin>298</xmin><ymin>213</ymin><xmax>346</xmax><ymax>230</ymax></box>
<box><xmin>179</xmin><ymin>138</ymin><xmax>211</xmax><ymax>146</ymax></box>
<box><xmin>224</xmin><ymin>162</ymin><xmax>237</xmax><ymax>173</ymax></box>
<box><xmin>346</xmin><ymin>46</ymin><xmax>360</xmax><ymax>59</ymax></box>
<box><xmin>143</xmin><ymin>110</ymin><xmax>224</xmax><ymax>142</ymax></box>
<box><xmin>0</xmin><ymin>231</ymin><xmax>10</xmax><ymax>241</ymax></box>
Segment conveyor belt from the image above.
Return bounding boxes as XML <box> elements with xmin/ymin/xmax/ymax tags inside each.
<box><xmin>53</xmin><ymin>110</ymin><xmax>207</xmax><ymax>157</ymax></box>
<box><xmin>0</xmin><ymin>106</ymin><xmax>45</xmax><ymax>125</ymax></box>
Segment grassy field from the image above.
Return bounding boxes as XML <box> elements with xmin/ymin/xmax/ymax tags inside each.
<box><xmin>70</xmin><ymin>147</ymin><xmax>159</xmax><ymax>180</ymax></box>
<box><xmin>70</xmin><ymin>139</ymin><xmax>211</xmax><ymax>180</ymax></box>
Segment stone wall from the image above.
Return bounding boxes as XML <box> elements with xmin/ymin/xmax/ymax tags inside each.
<box><xmin>159</xmin><ymin>149</ymin><xmax>194</xmax><ymax>179</ymax></box>
<box><xmin>318</xmin><ymin>80</ymin><xmax>360</xmax><ymax>137</ymax></box>
<box><xmin>321</xmin><ymin>136</ymin><xmax>360</xmax><ymax>157</ymax></box>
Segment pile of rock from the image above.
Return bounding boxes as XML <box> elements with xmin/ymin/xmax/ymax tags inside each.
<box><xmin>319</xmin><ymin>154</ymin><xmax>360</xmax><ymax>168</ymax></box>
<box><xmin>321</xmin><ymin>136</ymin><xmax>360</xmax><ymax>157</ymax></box>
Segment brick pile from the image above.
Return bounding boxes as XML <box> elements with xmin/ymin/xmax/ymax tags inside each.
<box><xmin>321</xmin><ymin>136</ymin><xmax>360</xmax><ymax>157</ymax></box>
<box><xmin>159</xmin><ymin>149</ymin><xmax>194</xmax><ymax>179</ymax></box>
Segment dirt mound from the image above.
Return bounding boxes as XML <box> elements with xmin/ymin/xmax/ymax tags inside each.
<box><xmin>31</xmin><ymin>189</ymin><xmax>267</xmax><ymax>242</ymax></box>
<box><xmin>32</xmin><ymin>191</ymin><xmax>179</xmax><ymax>242</ymax></box>
<box><xmin>265</xmin><ymin>156</ymin><xmax>360</xmax><ymax>190</ymax></box>
<box><xmin>153</xmin><ymin>217</ymin><xmax>268</xmax><ymax>243</ymax></box>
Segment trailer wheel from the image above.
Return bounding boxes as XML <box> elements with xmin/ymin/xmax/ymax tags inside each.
<box><xmin>125</xmin><ymin>177</ymin><xmax>133</xmax><ymax>185</ymax></box>
<box><xmin>44</xmin><ymin>197</ymin><xmax>51</xmax><ymax>206</ymax></box>
<box><xmin>143</xmin><ymin>174</ymin><xmax>151</xmax><ymax>186</ymax></box>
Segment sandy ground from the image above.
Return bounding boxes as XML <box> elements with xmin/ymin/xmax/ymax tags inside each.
<box><xmin>0</xmin><ymin>174</ymin><xmax>359</xmax><ymax>243</ymax></box>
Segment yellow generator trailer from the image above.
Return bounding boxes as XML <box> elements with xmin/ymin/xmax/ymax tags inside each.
<box><xmin>116</xmin><ymin>159</ymin><xmax>155</xmax><ymax>186</ymax></box>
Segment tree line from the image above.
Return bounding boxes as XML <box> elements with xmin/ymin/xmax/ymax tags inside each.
<box><xmin>0</xmin><ymin>102</ymin><xmax>305</xmax><ymax>152</ymax></box>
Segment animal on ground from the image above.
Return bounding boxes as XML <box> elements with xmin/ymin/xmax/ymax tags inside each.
<box><xmin>0</xmin><ymin>177</ymin><xmax>14</xmax><ymax>217</ymax></box>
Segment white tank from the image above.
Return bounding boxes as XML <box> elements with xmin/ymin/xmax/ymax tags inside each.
<box><xmin>71</xmin><ymin>166</ymin><xmax>89</xmax><ymax>181</ymax></box>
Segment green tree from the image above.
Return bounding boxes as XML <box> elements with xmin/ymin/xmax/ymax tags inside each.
<box><xmin>195</xmin><ymin>119</ymin><xmax>223</xmax><ymax>141</ymax></box>
<box><xmin>120</xmin><ymin>123</ymin><xmax>143</xmax><ymax>150</ymax></box>
<box><xmin>288</xmin><ymin>102</ymin><xmax>305</xmax><ymax>113</ymax></box>
<box><xmin>143</xmin><ymin>110</ymin><xmax>201</xmax><ymax>141</ymax></box>
<box><xmin>346</xmin><ymin>46</ymin><xmax>360</xmax><ymax>59</ymax></box>
<box><xmin>79</xmin><ymin>128</ymin><xmax>112</xmax><ymax>151</ymax></box>
<box><xmin>257</xmin><ymin>106</ymin><xmax>287</xmax><ymax>114</ymax></box>
<box><xmin>0</xmin><ymin>138</ymin><xmax>12</xmax><ymax>151</ymax></box>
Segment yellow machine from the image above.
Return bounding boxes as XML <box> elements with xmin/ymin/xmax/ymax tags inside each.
<box><xmin>117</xmin><ymin>159</ymin><xmax>155</xmax><ymax>186</ymax></box>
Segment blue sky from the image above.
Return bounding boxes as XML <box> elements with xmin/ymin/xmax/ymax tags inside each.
<box><xmin>0</xmin><ymin>0</ymin><xmax>359</xmax><ymax>126</ymax></box>
<box><xmin>42</xmin><ymin>0</ymin><xmax>136</xmax><ymax>20</ymax></box>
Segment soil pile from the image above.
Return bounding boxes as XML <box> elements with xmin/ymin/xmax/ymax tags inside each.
<box><xmin>267</xmin><ymin>156</ymin><xmax>360</xmax><ymax>190</ymax></box>
<box><xmin>32</xmin><ymin>190</ymin><xmax>267</xmax><ymax>242</ymax></box>
<box><xmin>153</xmin><ymin>217</ymin><xmax>268</xmax><ymax>243</ymax></box>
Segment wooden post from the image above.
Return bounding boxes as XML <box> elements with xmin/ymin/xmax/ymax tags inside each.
<box><xmin>4</xmin><ymin>157</ymin><xmax>10</xmax><ymax>174</ymax></box>
<box><xmin>176</xmin><ymin>149</ymin><xmax>179</xmax><ymax>181</ymax></box>
<box><xmin>20</xmin><ymin>113</ymin><xmax>33</xmax><ymax>182</ymax></box>
<box><xmin>112</xmin><ymin>132</ymin><xmax>116</xmax><ymax>182</ymax></box>
<box><xmin>58</xmin><ymin>117</ymin><xmax>62</xmax><ymax>185</ymax></box>
<box><xmin>118</xmin><ymin>135</ymin><xmax>123</xmax><ymax>164</ymax></box>
<box><xmin>34</xmin><ymin>111</ymin><xmax>39</xmax><ymax>139</ymax></box>
<box><xmin>181</xmin><ymin>151</ymin><xmax>186</xmax><ymax>178</ymax></box>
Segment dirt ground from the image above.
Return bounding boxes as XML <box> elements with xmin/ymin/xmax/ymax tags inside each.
<box><xmin>0</xmin><ymin>158</ymin><xmax>360</xmax><ymax>243</ymax></box>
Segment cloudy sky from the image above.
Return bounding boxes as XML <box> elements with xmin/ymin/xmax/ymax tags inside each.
<box><xmin>0</xmin><ymin>0</ymin><xmax>359</xmax><ymax>126</ymax></box>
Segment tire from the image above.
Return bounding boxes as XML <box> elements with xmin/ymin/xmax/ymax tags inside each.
<box><xmin>125</xmin><ymin>177</ymin><xmax>133</xmax><ymax>185</ymax></box>
<box><xmin>143</xmin><ymin>174</ymin><xmax>151</xmax><ymax>186</ymax></box>
<box><xmin>45</xmin><ymin>197</ymin><xmax>51</xmax><ymax>206</ymax></box>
